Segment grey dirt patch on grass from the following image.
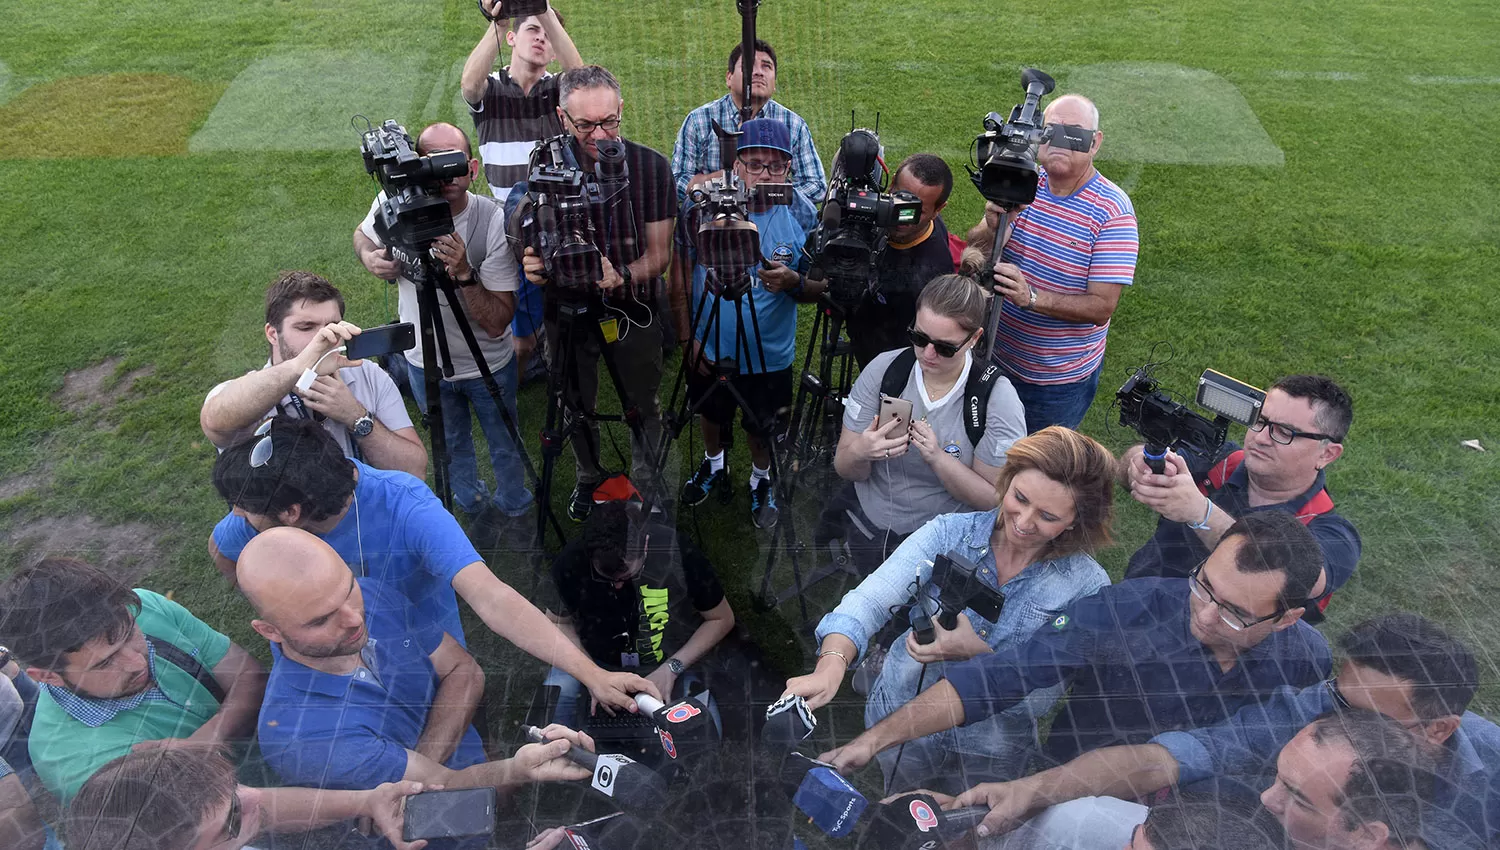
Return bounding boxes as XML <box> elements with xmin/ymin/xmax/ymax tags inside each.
<box><xmin>0</xmin><ymin>468</ymin><xmax>49</xmax><ymax>500</ymax></box>
<box><xmin>54</xmin><ymin>356</ymin><xmax>154</xmax><ymax>417</ymax></box>
<box><xmin>4</xmin><ymin>514</ymin><xmax>161</xmax><ymax>583</ymax></box>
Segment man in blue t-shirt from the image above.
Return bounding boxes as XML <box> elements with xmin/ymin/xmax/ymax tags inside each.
<box><xmin>240</xmin><ymin>527</ymin><xmax>591</xmax><ymax>806</ymax></box>
<box><xmin>210</xmin><ymin>418</ymin><xmax>661</xmax><ymax>714</ymax></box>
<box><xmin>819</xmin><ymin>512</ymin><xmax>1332</xmax><ymax>777</ymax></box>
<box><xmin>670</xmin><ymin>118</ymin><xmax>821</xmax><ymax>530</ymax></box>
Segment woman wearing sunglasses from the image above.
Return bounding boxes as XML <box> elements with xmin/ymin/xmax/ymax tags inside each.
<box><xmin>830</xmin><ymin>274</ymin><xmax>1028</xmax><ymax>576</ymax></box>
<box><xmin>787</xmin><ymin>425</ymin><xmax>1117</xmax><ymax>793</ymax></box>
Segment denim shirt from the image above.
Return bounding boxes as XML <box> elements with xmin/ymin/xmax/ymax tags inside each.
<box><xmin>817</xmin><ymin>509</ymin><xmax>1111</xmax><ymax>663</ymax></box>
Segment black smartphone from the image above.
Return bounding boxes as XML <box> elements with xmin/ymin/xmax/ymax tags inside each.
<box><xmin>401</xmin><ymin>787</ymin><xmax>496</xmax><ymax>842</ymax></box>
<box><xmin>345</xmin><ymin>322</ymin><xmax>416</xmax><ymax>361</ymax></box>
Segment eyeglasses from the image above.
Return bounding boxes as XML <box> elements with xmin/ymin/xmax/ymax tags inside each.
<box><xmin>1188</xmin><ymin>563</ymin><xmax>1284</xmax><ymax>631</ymax></box>
<box><xmin>563</xmin><ymin>111</ymin><xmax>621</xmax><ymax>134</ymax></box>
<box><xmin>907</xmin><ymin>326</ymin><xmax>974</xmax><ymax>358</ymax></box>
<box><xmin>249</xmin><ymin>419</ymin><xmax>275</xmax><ymax>468</ymax></box>
<box><xmin>222</xmin><ymin>790</ymin><xmax>243</xmax><ymax>844</ymax></box>
<box><xmin>737</xmin><ymin>157</ymin><xmax>791</xmax><ymax>176</ymax></box>
<box><xmin>1248</xmin><ymin>416</ymin><xmax>1337</xmax><ymax>445</ymax></box>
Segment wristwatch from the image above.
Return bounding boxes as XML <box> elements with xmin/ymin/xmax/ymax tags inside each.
<box><xmin>350</xmin><ymin>410</ymin><xmax>375</xmax><ymax>439</ymax></box>
<box><xmin>1021</xmin><ymin>285</ymin><xmax>1037</xmax><ymax>310</ymax></box>
<box><xmin>619</xmin><ymin>264</ymin><xmax>634</xmax><ymax>290</ymax></box>
<box><xmin>666</xmin><ymin>658</ymin><xmax>685</xmax><ymax>676</ymax></box>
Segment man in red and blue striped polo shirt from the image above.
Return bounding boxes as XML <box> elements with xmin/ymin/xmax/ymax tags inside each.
<box><xmin>970</xmin><ymin>94</ymin><xmax>1139</xmax><ymax>433</ymax></box>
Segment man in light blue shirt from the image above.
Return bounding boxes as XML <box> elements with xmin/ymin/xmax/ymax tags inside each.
<box><xmin>673</xmin><ymin>118</ymin><xmax>820</xmax><ymax>530</ymax></box>
<box><xmin>671</xmin><ymin>39</ymin><xmax>826</xmax><ymax>206</ymax></box>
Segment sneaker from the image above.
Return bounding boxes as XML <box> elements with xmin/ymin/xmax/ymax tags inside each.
<box><xmin>680</xmin><ymin>458</ymin><xmax>729</xmax><ymax>507</ymax></box>
<box><xmin>751</xmin><ymin>478</ymin><xmax>779</xmax><ymax>530</ymax></box>
<box><xmin>567</xmin><ymin>485</ymin><xmax>594</xmax><ymax>522</ymax></box>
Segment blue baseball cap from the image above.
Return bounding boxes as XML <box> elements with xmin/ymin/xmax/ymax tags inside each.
<box><xmin>737</xmin><ymin>118</ymin><xmax>792</xmax><ymax>156</ymax></box>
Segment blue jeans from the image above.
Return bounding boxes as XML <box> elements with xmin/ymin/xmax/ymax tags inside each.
<box><xmin>405</xmin><ymin>358</ymin><xmax>533</xmax><ymax>516</ymax></box>
<box><xmin>1007</xmin><ymin>366</ymin><xmax>1101</xmax><ymax>433</ymax></box>
<box><xmin>543</xmin><ymin>666</ymin><xmax>723</xmax><ymax>737</ymax></box>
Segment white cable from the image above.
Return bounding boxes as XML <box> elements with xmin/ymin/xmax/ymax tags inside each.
<box><xmin>295</xmin><ymin>346</ymin><xmax>347</xmax><ymax>392</ymax></box>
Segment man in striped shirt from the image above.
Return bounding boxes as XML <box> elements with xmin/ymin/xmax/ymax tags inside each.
<box><xmin>461</xmin><ymin>0</ymin><xmax>584</xmax><ymax>383</ymax></box>
<box><xmin>969</xmin><ymin>94</ymin><xmax>1139</xmax><ymax>433</ymax></box>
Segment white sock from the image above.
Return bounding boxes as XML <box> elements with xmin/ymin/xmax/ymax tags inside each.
<box><xmin>749</xmin><ymin>465</ymin><xmax>771</xmax><ymax>491</ymax></box>
<box><xmin>706</xmin><ymin>451</ymin><xmax>725</xmax><ymax>474</ymax></box>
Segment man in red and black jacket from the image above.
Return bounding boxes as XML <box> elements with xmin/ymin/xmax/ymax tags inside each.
<box><xmin>1120</xmin><ymin>374</ymin><xmax>1359</xmax><ymax>622</ymax></box>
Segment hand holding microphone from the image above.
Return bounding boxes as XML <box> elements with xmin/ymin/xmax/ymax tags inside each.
<box><xmin>856</xmin><ymin>792</ymin><xmax>991</xmax><ymax>849</ymax></box>
<box><xmin>521</xmin><ymin>725</ymin><xmax>668</xmax><ymax>814</ymax></box>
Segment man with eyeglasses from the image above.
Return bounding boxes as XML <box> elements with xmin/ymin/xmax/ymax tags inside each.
<box><xmin>354</xmin><ymin>122</ymin><xmax>534</xmax><ymax>549</ymax></box>
<box><xmin>0</xmin><ymin>558</ymin><xmax>267</xmax><ymax>806</ymax></box>
<box><xmin>818</xmin><ymin>512</ymin><xmax>1330</xmax><ymax>785</ymax></box>
<box><xmin>671</xmin><ymin>38</ymin><xmax>826</xmax><ymax>207</ymax></box>
<box><xmin>671</xmin><ymin>118</ymin><xmax>821</xmax><ymax>528</ymax></box>
<box><xmin>539</xmin><ymin>500</ymin><xmax>735</xmax><ymax>732</ymax></box>
<box><xmin>964</xmin><ymin>94</ymin><xmax>1139</xmax><ymax>432</ymax></box>
<box><xmin>66</xmin><ymin>747</ymin><xmax>433</xmax><ymax>850</ymax></box>
<box><xmin>844</xmin><ymin>153</ymin><xmax>962</xmax><ymax>369</ymax></box>
<box><xmin>1123</xmin><ymin>374</ymin><xmax>1360</xmax><ymax>621</ymax></box>
<box><xmin>520</xmin><ymin>64</ymin><xmax>678</xmax><ymax>522</ymax></box>
<box><xmin>930</xmin><ymin>612</ymin><xmax>1497</xmax><ymax>848</ymax></box>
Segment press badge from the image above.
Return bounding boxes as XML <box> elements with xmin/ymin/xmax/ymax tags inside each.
<box><xmin>599</xmin><ymin>316</ymin><xmax>620</xmax><ymax>343</ymax></box>
<box><xmin>620</xmin><ymin>652</ymin><xmax>640</xmax><ymax>667</ymax></box>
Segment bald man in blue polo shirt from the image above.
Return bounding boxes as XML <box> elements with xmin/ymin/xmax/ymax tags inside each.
<box><xmin>241</xmin><ymin>528</ymin><xmax>593</xmax><ymax>807</ymax></box>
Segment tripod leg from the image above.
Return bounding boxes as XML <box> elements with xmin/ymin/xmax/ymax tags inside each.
<box><xmin>413</xmin><ymin>281</ymin><xmax>453</xmax><ymax>511</ymax></box>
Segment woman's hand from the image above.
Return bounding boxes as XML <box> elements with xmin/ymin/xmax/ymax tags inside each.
<box><xmin>853</xmin><ymin>416</ymin><xmax>910</xmax><ymax>463</ymax></box>
<box><xmin>906</xmin><ymin>613</ymin><xmax>992</xmax><ymax>664</ymax></box>
<box><xmin>909</xmin><ymin>419</ymin><xmax>946</xmax><ymax>466</ymax></box>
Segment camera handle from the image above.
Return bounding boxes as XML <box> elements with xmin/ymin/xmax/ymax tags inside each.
<box><xmin>980</xmin><ymin>206</ymin><xmax>1018</xmax><ymax>364</ymax></box>
<box><xmin>1142</xmin><ymin>442</ymin><xmax>1169</xmax><ymax>475</ymax></box>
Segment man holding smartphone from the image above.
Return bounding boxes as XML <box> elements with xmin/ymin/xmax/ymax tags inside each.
<box><xmin>201</xmin><ymin>271</ymin><xmax>428</xmax><ymax>480</ymax></box>
<box><xmin>354</xmin><ymin>122</ymin><xmax>533</xmax><ymax>545</ymax></box>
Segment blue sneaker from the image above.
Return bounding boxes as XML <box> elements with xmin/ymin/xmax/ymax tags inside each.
<box><xmin>680</xmin><ymin>457</ymin><xmax>729</xmax><ymax>507</ymax></box>
<box><xmin>751</xmin><ymin>478</ymin><xmax>779</xmax><ymax>530</ymax></box>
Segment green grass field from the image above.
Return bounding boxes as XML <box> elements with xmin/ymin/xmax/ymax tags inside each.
<box><xmin>2</xmin><ymin>0</ymin><xmax>1498</xmax><ymax>821</ymax></box>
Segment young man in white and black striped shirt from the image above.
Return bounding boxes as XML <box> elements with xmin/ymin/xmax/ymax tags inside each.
<box><xmin>460</xmin><ymin>0</ymin><xmax>584</xmax><ymax>383</ymax></box>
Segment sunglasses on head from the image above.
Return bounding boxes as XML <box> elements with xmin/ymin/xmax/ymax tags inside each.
<box><xmin>249</xmin><ymin>419</ymin><xmax>275</xmax><ymax>468</ymax></box>
<box><xmin>907</xmin><ymin>326</ymin><xmax>974</xmax><ymax>358</ymax></box>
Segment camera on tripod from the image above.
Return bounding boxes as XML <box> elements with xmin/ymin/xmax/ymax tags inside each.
<box><xmin>361</xmin><ymin>119</ymin><xmax>468</xmax><ymax>251</ymax></box>
<box><xmin>506</xmin><ymin>134</ymin><xmax>631</xmax><ymax>291</ymax></box>
<box><xmin>808</xmin><ymin>125</ymin><xmax>921</xmax><ymax>308</ymax></box>
<box><xmin>910</xmin><ymin>552</ymin><xmax>1006</xmax><ymax>645</ymax></box>
<box><xmin>687</xmin><ymin>121</ymin><xmax>793</xmax><ymax>300</ymax></box>
<box><xmin>1116</xmin><ymin>364</ymin><xmax>1265</xmax><ymax>474</ymax></box>
<box><xmin>966</xmin><ymin>69</ymin><xmax>1057</xmax><ymax>210</ymax></box>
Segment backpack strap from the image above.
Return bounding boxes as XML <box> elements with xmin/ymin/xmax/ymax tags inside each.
<box><xmin>145</xmin><ymin>634</ymin><xmax>227</xmax><ymax>705</ymax></box>
<box><xmin>879</xmin><ymin>349</ymin><xmax>917</xmax><ymax>402</ymax></box>
<box><xmin>963</xmin><ymin>360</ymin><xmax>1001</xmax><ymax>449</ymax></box>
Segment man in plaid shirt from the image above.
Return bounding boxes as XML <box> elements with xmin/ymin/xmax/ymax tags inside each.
<box><xmin>671</xmin><ymin>38</ymin><xmax>826</xmax><ymax>207</ymax></box>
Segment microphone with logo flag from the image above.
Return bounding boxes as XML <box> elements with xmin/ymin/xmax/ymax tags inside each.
<box><xmin>778</xmin><ymin>752</ymin><xmax>868</xmax><ymax>838</ymax></box>
<box><xmin>761</xmin><ymin>694</ymin><xmax>817</xmax><ymax>753</ymax></box>
<box><xmin>521</xmin><ymin>725</ymin><xmax>668</xmax><ymax>815</ymax></box>
<box><xmin>633</xmin><ymin>692</ymin><xmax>717</xmax><ymax>760</ymax></box>
<box><xmin>855</xmin><ymin>793</ymin><xmax>990</xmax><ymax>850</ymax></box>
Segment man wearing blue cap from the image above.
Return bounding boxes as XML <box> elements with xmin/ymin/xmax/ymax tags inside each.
<box><xmin>671</xmin><ymin>118</ymin><xmax>821</xmax><ymax>529</ymax></box>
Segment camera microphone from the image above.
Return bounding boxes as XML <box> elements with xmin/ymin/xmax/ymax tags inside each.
<box><xmin>761</xmin><ymin>695</ymin><xmax>817</xmax><ymax>753</ymax></box>
<box><xmin>778</xmin><ymin>752</ymin><xmax>868</xmax><ymax>838</ymax></box>
<box><xmin>855</xmin><ymin>793</ymin><xmax>990</xmax><ymax>849</ymax></box>
<box><xmin>521</xmin><ymin>725</ymin><xmax>668</xmax><ymax>814</ymax></box>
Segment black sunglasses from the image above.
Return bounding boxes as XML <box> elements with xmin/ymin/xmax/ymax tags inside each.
<box><xmin>223</xmin><ymin>790</ymin><xmax>242</xmax><ymax>843</ymax></box>
<box><xmin>907</xmin><ymin>326</ymin><xmax>974</xmax><ymax>358</ymax></box>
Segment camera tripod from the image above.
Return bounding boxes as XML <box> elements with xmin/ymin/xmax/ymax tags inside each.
<box><xmin>399</xmin><ymin>249</ymin><xmax>564</xmax><ymax>548</ymax></box>
<box><xmin>755</xmin><ymin>294</ymin><xmax>863</xmax><ymax>623</ymax></box>
<box><xmin>534</xmin><ymin>290</ymin><xmax>669</xmax><ymax>545</ymax></box>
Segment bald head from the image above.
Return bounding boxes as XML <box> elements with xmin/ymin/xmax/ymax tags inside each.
<box><xmin>1046</xmin><ymin>94</ymin><xmax>1100</xmax><ymax>131</ymax></box>
<box><xmin>239</xmin><ymin>527</ymin><xmax>351</xmax><ymax>622</ymax></box>
<box><xmin>417</xmin><ymin>122</ymin><xmax>472</xmax><ymax>158</ymax></box>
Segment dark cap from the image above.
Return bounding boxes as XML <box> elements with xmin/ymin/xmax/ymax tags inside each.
<box><xmin>737</xmin><ymin>118</ymin><xmax>792</xmax><ymax>156</ymax></box>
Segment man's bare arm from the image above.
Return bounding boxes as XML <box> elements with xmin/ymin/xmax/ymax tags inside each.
<box><xmin>186</xmin><ymin>643</ymin><xmax>267</xmax><ymax>747</ymax></box>
<box><xmin>354</xmin><ymin>424</ymin><xmax>429</xmax><ymax>481</ymax></box>
<box><xmin>539</xmin><ymin>8</ymin><xmax>582</xmax><ymax>70</ymax></box>
<box><xmin>455</xmin><ymin>285</ymin><xmax>517</xmax><ymax>339</ymax></box>
<box><xmin>669</xmin><ymin>599</ymin><xmax>735</xmax><ymax>671</ymax></box>
<box><xmin>461</xmin><ymin>12</ymin><xmax>505</xmax><ymax>105</ymax></box>
<box><xmin>416</xmin><ymin>634</ymin><xmax>485</xmax><ymax>765</ymax></box>
<box><xmin>200</xmin><ymin>364</ymin><xmax>303</xmax><ymax>447</ymax></box>
<box><xmin>629</xmin><ymin>219</ymin><xmax>675</xmax><ymax>282</ymax></box>
<box><xmin>0</xmin><ymin>775</ymin><xmax>46</xmax><ymax>850</ymax></box>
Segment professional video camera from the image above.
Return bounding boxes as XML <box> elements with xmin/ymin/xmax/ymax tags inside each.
<box><xmin>688</xmin><ymin>122</ymin><xmax>793</xmax><ymax>299</ymax></box>
<box><xmin>1116</xmin><ymin>364</ymin><xmax>1265</xmax><ymax>474</ymax></box>
<box><xmin>506</xmin><ymin>133</ymin><xmax>631</xmax><ymax>290</ymax></box>
<box><xmin>477</xmin><ymin>0</ymin><xmax>546</xmax><ymax>21</ymax></box>
<box><xmin>910</xmin><ymin>551</ymin><xmax>1005</xmax><ymax>645</ymax></box>
<box><xmin>360</xmin><ymin>119</ymin><xmax>468</xmax><ymax>251</ymax></box>
<box><xmin>966</xmin><ymin>68</ymin><xmax>1057</xmax><ymax>209</ymax></box>
<box><xmin>808</xmin><ymin>124</ymin><xmax>921</xmax><ymax>307</ymax></box>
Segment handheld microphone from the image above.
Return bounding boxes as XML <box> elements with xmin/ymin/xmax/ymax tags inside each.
<box><xmin>855</xmin><ymin>793</ymin><xmax>990</xmax><ymax>849</ymax></box>
<box><xmin>633</xmin><ymin>693</ymin><xmax>716</xmax><ymax>759</ymax></box>
<box><xmin>761</xmin><ymin>694</ymin><xmax>817</xmax><ymax>752</ymax></box>
<box><xmin>778</xmin><ymin>752</ymin><xmax>868</xmax><ymax>838</ymax></box>
<box><xmin>521</xmin><ymin>725</ymin><xmax>668</xmax><ymax>814</ymax></box>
